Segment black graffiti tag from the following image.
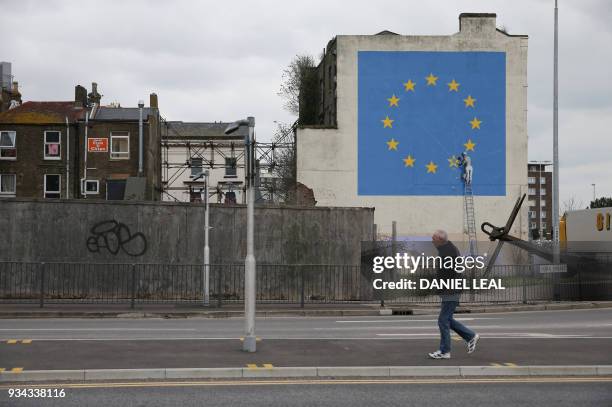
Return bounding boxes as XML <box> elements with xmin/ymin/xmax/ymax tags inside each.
<box><xmin>86</xmin><ymin>220</ymin><xmax>147</xmax><ymax>257</ymax></box>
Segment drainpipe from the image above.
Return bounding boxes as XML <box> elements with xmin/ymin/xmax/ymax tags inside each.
<box><xmin>82</xmin><ymin>111</ymin><xmax>89</xmax><ymax>197</ymax></box>
<box><xmin>138</xmin><ymin>100</ymin><xmax>144</xmax><ymax>176</ymax></box>
<box><xmin>65</xmin><ymin>117</ymin><xmax>70</xmax><ymax>199</ymax></box>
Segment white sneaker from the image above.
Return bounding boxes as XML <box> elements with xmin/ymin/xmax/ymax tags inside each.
<box><xmin>428</xmin><ymin>350</ymin><xmax>451</xmax><ymax>359</ymax></box>
<box><xmin>467</xmin><ymin>334</ymin><xmax>480</xmax><ymax>354</ymax></box>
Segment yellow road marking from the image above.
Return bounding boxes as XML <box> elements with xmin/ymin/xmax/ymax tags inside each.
<box><xmin>263</xmin><ymin>364</ymin><xmax>274</xmax><ymax>369</ymax></box>
<box><xmin>21</xmin><ymin>339</ymin><xmax>32</xmax><ymax>344</ymax></box>
<box><xmin>240</xmin><ymin>337</ymin><xmax>262</xmax><ymax>342</ymax></box>
<box><xmin>1</xmin><ymin>377</ymin><xmax>609</xmax><ymax>390</ymax></box>
<box><xmin>246</xmin><ymin>364</ymin><xmax>258</xmax><ymax>369</ymax></box>
<box><xmin>490</xmin><ymin>363</ymin><xmax>502</xmax><ymax>367</ymax></box>
<box><xmin>504</xmin><ymin>363</ymin><xmax>518</xmax><ymax>367</ymax></box>
<box><xmin>451</xmin><ymin>335</ymin><xmax>461</xmax><ymax>342</ymax></box>
<box><xmin>6</xmin><ymin>340</ymin><xmax>17</xmax><ymax>344</ymax></box>
<box><xmin>11</xmin><ymin>368</ymin><xmax>23</xmax><ymax>373</ymax></box>
<box><xmin>0</xmin><ymin>368</ymin><xmax>4</xmax><ymax>372</ymax></box>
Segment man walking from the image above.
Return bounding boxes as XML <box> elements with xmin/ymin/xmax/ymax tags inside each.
<box><xmin>428</xmin><ymin>230</ymin><xmax>479</xmax><ymax>359</ymax></box>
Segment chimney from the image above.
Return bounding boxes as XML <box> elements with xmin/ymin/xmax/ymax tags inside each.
<box><xmin>458</xmin><ymin>13</ymin><xmax>497</xmax><ymax>36</ymax></box>
<box><xmin>74</xmin><ymin>85</ymin><xmax>88</xmax><ymax>108</ymax></box>
<box><xmin>10</xmin><ymin>81</ymin><xmax>22</xmax><ymax>103</ymax></box>
<box><xmin>88</xmin><ymin>82</ymin><xmax>102</xmax><ymax>105</ymax></box>
<box><xmin>150</xmin><ymin>93</ymin><xmax>158</xmax><ymax>109</ymax></box>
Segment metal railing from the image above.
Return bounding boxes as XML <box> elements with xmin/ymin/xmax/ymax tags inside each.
<box><xmin>0</xmin><ymin>262</ymin><xmax>610</xmax><ymax>307</ymax></box>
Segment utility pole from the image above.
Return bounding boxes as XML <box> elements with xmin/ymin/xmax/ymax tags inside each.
<box><xmin>202</xmin><ymin>170</ymin><xmax>210</xmax><ymax>306</ymax></box>
<box><xmin>591</xmin><ymin>183</ymin><xmax>596</xmax><ymax>203</ymax></box>
<box><xmin>552</xmin><ymin>0</ymin><xmax>560</xmax><ymax>246</ymax></box>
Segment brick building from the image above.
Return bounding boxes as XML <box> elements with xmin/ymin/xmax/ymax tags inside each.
<box><xmin>527</xmin><ymin>161</ymin><xmax>553</xmax><ymax>240</ymax></box>
<box><xmin>0</xmin><ymin>84</ymin><xmax>161</xmax><ymax>200</ymax></box>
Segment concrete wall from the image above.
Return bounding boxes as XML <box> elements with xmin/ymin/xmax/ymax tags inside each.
<box><xmin>297</xmin><ymin>14</ymin><xmax>528</xmax><ymax>241</ymax></box>
<box><xmin>0</xmin><ymin>199</ymin><xmax>374</xmax><ymax>265</ymax></box>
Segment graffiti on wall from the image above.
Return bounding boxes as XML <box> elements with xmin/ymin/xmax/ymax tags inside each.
<box><xmin>86</xmin><ymin>220</ymin><xmax>147</xmax><ymax>257</ymax></box>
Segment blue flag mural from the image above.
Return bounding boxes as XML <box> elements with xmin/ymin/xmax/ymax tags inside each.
<box><xmin>358</xmin><ymin>51</ymin><xmax>506</xmax><ymax>196</ymax></box>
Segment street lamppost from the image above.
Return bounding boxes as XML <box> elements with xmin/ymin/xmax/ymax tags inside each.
<box><xmin>194</xmin><ymin>169</ymin><xmax>211</xmax><ymax>305</ymax></box>
<box><xmin>591</xmin><ymin>183</ymin><xmax>596</xmax><ymax>203</ymax></box>
<box><xmin>225</xmin><ymin>117</ymin><xmax>257</xmax><ymax>352</ymax></box>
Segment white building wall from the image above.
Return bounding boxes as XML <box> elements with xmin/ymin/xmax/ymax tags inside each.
<box><xmin>297</xmin><ymin>14</ymin><xmax>528</xmax><ymax>242</ymax></box>
<box><xmin>163</xmin><ymin>144</ymin><xmax>246</xmax><ymax>203</ymax></box>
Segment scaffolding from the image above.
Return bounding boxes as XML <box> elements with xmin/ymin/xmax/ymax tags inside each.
<box><xmin>160</xmin><ymin>118</ymin><xmax>295</xmax><ymax>204</ymax></box>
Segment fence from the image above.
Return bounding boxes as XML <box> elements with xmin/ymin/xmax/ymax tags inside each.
<box><xmin>0</xmin><ymin>262</ymin><xmax>610</xmax><ymax>307</ymax></box>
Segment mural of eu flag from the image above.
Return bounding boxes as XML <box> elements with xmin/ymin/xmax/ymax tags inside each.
<box><xmin>358</xmin><ymin>51</ymin><xmax>506</xmax><ymax>196</ymax></box>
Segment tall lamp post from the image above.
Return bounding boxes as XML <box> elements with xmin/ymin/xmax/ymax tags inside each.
<box><xmin>225</xmin><ymin>117</ymin><xmax>257</xmax><ymax>352</ymax></box>
<box><xmin>591</xmin><ymin>183</ymin><xmax>596</xmax><ymax>203</ymax></box>
<box><xmin>194</xmin><ymin>169</ymin><xmax>211</xmax><ymax>305</ymax></box>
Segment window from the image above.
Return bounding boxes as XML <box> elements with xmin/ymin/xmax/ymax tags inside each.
<box><xmin>542</xmin><ymin>222</ymin><xmax>547</xmax><ymax>229</ymax></box>
<box><xmin>531</xmin><ymin>222</ymin><xmax>537</xmax><ymax>229</ymax></box>
<box><xmin>528</xmin><ymin>188</ymin><xmax>536</xmax><ymax>195</ymax></box>
<box><xmin>541</xmin><ymin>189</ymin><xmax>546</xmax><ymax>196</ymax></box>
<box><xmin>84</xmin><ymin>180</ymin><xmax>99</xmax><ymax>194</ymax></box>
<box><xmin>44</xmin><ymin>131</ymin><xmax>61</xmax><ymax>159</ymax></box>
<box><xmin>110</xmin><ymin>132</ymin><xmax>129</xmax><ymax>159</ymax></box>
<box><xmin>541</xmin><ymin>200</ymin><xmax>546</xmax><ymax>207</ymax></box>
<box><xmin>225</xmin><ymin>157</ymin><xmax>237</xmax><ymax>177</ymax></box>
<box><xmin>528</xmin><ymin>200</ymin><xmax>536</xmax><ymax>207</ymax></box>
<box><xmin>0</xmin><ymin>131</ymin><xmax>16</xmax><ymax>159</ymax></box>
<box><xmin>44</xmin><ymin>174</ymin><xmax>61</xmax><ymax>199</ymax></box>
<box><xmin>0</xmin><ymin>174</ymin><xmax>16</xmax><ymax>197</ymax></box>
<box><xmin>528</xmin><ymin>177</ymin><xmax>535</xmax><ymax>184</ymax></box>
<box><xmin>191</xmin><ymin>158</ymin><xmax>203</xmax><ymax>177</ymax></box>
<box><xmin>541</xmin><ymin>211</ymin><xmax>547</xmax><ymax>218</ymax></box>
<box><xmin>529</xmin><ymin>211</ymin><xmax>536</xmax><ymax>219</ymax></box>
<box><xmin>540</xmin><ymin>177</ymin><xmax>546</xmax><ymax>184</ymax></box>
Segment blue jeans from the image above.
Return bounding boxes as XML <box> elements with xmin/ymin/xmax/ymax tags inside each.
<box><xmin>438</xmin><ymin>301</ymin><xmax>476</xmax><ymax>353</ymax></box>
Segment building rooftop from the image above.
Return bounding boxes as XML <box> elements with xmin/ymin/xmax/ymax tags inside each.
<box><xmin>164</xmin><ymin>121</ymin><xmax>246</xmax><ymax>140</ymax></box>
<box><xmin>92</xmin><ymin>106</ymin><xmax>154</xmax><ymax>121</ymax></box>
<box><xmin>0</xmin><ymin>101</ymin><xmax>85</xmax><ymax>124</ymax></box>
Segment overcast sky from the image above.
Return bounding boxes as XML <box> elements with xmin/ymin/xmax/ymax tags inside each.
<box><xmin>3</xmin><ymin>0</ymin><xmax>610</xmax><ymax>207</ymax></box>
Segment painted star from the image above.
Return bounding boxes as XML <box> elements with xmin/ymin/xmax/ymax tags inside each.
<box><xmin>403</xmin><ymin>155</ymin><xmax>415</xmax><ymax>167</ymax></box>
<box><xmin>387</xmin><ymin>94</ymin><xmax>400</xmax><ymax>107</ymax></box>
<box><xmin>425</xmin><ymin>73</ymin><xmax>438</xmax><ymax>86</ymax></box>
<box><xmin>403</xmin><ymin>80</ymin><xmax>416</xmax><ymax>92</ymax></box>
<box><xmin>470</xmin><ymin>117</ymin><xmax>482</xmax><ymax>129</ymax></box>
<box><xmin>447</xmin><ymin>79</ymin><xmax>460</xmax><ymax>92</ymax></box>
<box><xmin>382</xmin><ymin>116</ymin><xmax>394</xmax><ymax>128</ymax></box>
<box><xmin>464</xmin><ymin>139</ymin><xmax>476</xmax><ymax>151</ymax></box>
<box><xmin>464</xmin><ymin>95</ymin><xmax>476</xmax><ymax>108</ymax></box>
<box><xmin>426</xmin><ymin>161</ymin><xmax>438</xmax><ymax>174</ymax></box>
<box><xmin>448</xmin><ymin>156</ymin><xmax>460</xmax><ymax>168</ymax></box>
<box><xmin>386</xmin><ymin>138</ymin><xmax>399</xmax><ymax>151</ymax></box>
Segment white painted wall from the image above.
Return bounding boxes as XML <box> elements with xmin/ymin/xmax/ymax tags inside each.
<box><xmin>297</xmin><ymin>14</ymin><xmax>528</xmax><ymax>242</ymax></box>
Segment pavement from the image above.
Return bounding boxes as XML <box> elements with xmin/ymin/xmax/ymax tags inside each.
<box><xmin>0</xmin><ymin>307</ymin><xmax>611</xmax><ymax>383</ymax></box>
<box><xmin>2</xmin><ymin>378</ymin><xmax>612</xmax><ymax>407</ymax></box>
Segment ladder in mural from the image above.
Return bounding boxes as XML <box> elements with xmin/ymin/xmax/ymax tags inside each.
<box><xmin>463</xmin><ymin>182</ymin><xmax>478</xmax><ymax>257</ymax></box>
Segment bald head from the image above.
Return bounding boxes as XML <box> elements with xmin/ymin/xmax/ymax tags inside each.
<box><xmin>432</xmin><ymin>229</ymin><xmax>448</xmax><ymax>247</ymax></box>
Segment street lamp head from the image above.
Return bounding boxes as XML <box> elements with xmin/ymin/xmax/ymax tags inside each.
<box><xmin>138</xmin><ymin>100</ymin><xmax>144</xmax><ymax>108</ymax></box>
<box><xmin>224</xmin><ymin>119</ymin><xmax>250</xmax><ymax>135</ymax></box>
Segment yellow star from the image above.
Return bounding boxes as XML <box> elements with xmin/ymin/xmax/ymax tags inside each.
<box><xmin>426</xmin><ymin>161</ymin><xmax>438</xmax><ymax>174</ymax></box>
<box><xmin>464</xmin><ymin>139</ymin><xmax>476</xmax><ymax>151</ymax></box>
<box><xmin>447</xmin><ymin>79</ymin><xmax>460</xmax><ymax>92</ymax></box>
<box><xmin>463</xmin><ymin>95</ymin><xmax>476</xmax><ymax>108</ymax></box>
<box><xmin>382</xmin><ymin>116</ymin><xmax>394</xmax><ymax>128</ymax></box>
<box><xmin>387</xmin><ymin>94</ymin><xmax>400</xmax><ymax>107</ymax></box>
<box><xmin>403</xmin><ymin>80</ymin><xmax>416</xmax><ymax>92</ymax></box>
<box><xmin>403</xmin><ymin>155</ymin><xmax>415</xmax><ymax>167</ymax></box>
<box><xmin>425</xmin><ymin>73</ymin><xmax>438</xmax><ymax>86</ymax></box>
<box><xmin>386</xmin><ymin>138</ymin><xmax>399</xmax><ymax>151</ymax></box>
<box><xmin>448</xmin><ymin>156</ymin><xmax>460</xmax><ymax>168</ymax></box>
<box><xmin>469</xmin><ymin>117</ymin><xmax>482</xmax><ymax>129</ymax></box>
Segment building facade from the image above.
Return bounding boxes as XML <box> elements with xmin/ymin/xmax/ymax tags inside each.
<box><xmin>296</xmin><ymin>13</ymin><xmax>529</xmax><ymax>242</ymax></box>
<box><xmin>0</xmin><ymin>84</ymin><xmax>161</xmax><ymax>201</ymax></box>
<box><xmin>527</xmin><ymin>162</ymin><xmax>552</xmax><ymax>239</ymax></box>
<box><xmin>161</xmin><ymin>122</ymin><xmax>247</xmax><ymax>203</ymax></box>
